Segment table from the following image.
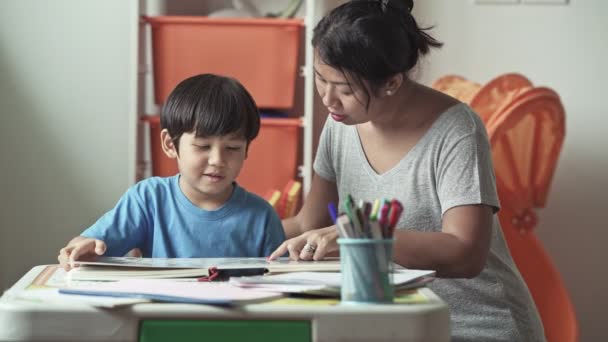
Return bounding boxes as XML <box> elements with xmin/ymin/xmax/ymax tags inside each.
<box><xmin>0</xmin><ymin>265</ymin><xmax>450</xmax><ymax>342</ymax></box>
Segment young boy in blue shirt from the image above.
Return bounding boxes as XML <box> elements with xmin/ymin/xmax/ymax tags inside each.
<box><xmin>58</xmin><ymin>74</ymin><xmax>285</xmax><ymax>270</ymax></box>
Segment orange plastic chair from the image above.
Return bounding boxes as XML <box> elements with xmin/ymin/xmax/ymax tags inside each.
<box><xmin>433</xmin><ymin>73</ymin><xmax>578</xmax><ymax>342</ymax></box>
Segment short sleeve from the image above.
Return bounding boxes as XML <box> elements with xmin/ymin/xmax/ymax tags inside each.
<box><xmin>81</xmin><ymin>185</ymin><xmax>150</xmax><ymax>256</ymax></box>
<box><xmin>436</xmin><ymin>130</ymin><xmax>500</xmax><ymax>214</ymax></box>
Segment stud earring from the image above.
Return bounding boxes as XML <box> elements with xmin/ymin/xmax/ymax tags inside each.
<box><xmin>386</xmin><ymin>90</ymin><xmax>393</xmax><ymax>95</ymax></box>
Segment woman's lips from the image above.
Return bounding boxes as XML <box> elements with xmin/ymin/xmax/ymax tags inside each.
<box><xmin>330</xmin><ymin>112</ymin><xmax>347</xmax><ymax>122</ymax></box>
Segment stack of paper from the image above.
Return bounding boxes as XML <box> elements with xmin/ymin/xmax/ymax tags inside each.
<box><xmin>59</xmin><ymin>279</ymin><xmax>283</xmax><ymax>306</ymax></box>
<box><xmin>6</xmin><ymin>287</ymin><xmax>149</xmax><ymax>308</ymax></box>
<box><xmin>229</xmin><ymin>269</ymin><xmax>435</xmax><ymax>296</ymax></box>
<box><xmin>41</xmin><ymin>258</ymin><xmax>435</xmax><ymax>305</ymax></box>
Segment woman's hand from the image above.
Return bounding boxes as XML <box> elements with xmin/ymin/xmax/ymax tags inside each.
<box><xmin>268</xmin><ymin>226</ymin><xmax>339</xmax><ymax>261</ymax></box>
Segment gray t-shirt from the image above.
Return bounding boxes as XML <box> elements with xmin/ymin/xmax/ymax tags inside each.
<box><xmin>314</xmin><ymin>103</ymin><xmax>545</xmax><ymax>341</ymax></box>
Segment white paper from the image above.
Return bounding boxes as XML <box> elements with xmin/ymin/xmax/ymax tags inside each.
<box><xmin>8</xmin><ymin>288</ymin><xmax>148</xmax><ymax>308</ymax></box>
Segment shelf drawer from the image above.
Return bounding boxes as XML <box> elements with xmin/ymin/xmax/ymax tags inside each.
<box><xmin>144</xmin><ymin>16</ymin><xmax>303</xmax><ymax>110</ymax></box>
<box><xmin>139</xmin><ymin>319</ymin><xmax>311</xmax><ymax>342</ymax></box>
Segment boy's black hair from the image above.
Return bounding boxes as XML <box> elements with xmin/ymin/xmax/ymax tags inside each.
<box><xmin>160</xmin><ymin>73</ymin><xmax>260</xmax><ymax>152</ymax></box>
<box><xmin>312</xmin><ymin>0</ymin><xmax>443</xmax><ymax>109</ymax></box>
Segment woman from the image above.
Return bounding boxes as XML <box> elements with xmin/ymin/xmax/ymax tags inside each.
<box><xmin>269</xmin><ymin>0</ymin><xmax>545</xmax><ymax>341</ymax></box>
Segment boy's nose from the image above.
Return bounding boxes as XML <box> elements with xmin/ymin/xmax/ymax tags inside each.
<box><xmin>208</xmin><ymin>147</ymin><xmax>226</xmax><ymax>166</ymax></box>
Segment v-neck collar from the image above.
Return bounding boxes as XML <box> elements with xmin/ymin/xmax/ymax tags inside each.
<box><xmin>353</xmin><ymin>103</ymin><xmax>465</xmax><ymax>180</ymax></box>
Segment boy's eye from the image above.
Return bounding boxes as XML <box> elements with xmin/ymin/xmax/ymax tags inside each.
<box><xmin>195</xmin><ymin>145</ymin><xmax>211</xmax><ymax>150</ymax></box>
<box><xmin>227</xmin><ymin>146</ymin><xmax>242</xmax><ymax>151</ymax></box>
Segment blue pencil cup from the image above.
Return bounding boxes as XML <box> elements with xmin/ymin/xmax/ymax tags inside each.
<box><xmin>338</xmin><ymin>238</ymin><xmax>394</xmax><ymax>304</ymax></box>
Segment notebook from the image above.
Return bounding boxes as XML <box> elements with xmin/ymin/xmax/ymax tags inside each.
<box><xmin>67</xmin><ymin>257</ymin><xmax>342</xmax><ymax>281</ymax></box>
<box><xmin>59</xmin><ymin>279</ymin><xmax>283</xmax><ymax>306</ymax></box>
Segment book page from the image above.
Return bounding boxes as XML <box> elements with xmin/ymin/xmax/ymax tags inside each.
<box><xmin>67</xmin><ymin>266</ymin><xmax>212</xmax><ymax>281</ymax></box>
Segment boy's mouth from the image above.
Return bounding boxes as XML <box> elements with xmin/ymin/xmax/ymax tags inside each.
<box><xmin>204</xmin><ymin>173</ymin><xmax>225</xmax><ymax>182</ymax></box>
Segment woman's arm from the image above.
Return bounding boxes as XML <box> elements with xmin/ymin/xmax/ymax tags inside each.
<box><xmin>393</xmin><ymin>204</ymin><xmax>493</xmax><ymax>278</ymax></box>
<box><xmin>274</xmin><ymin>202</ymin><xmax>493</xmax><ymax>278</ymax></box>
<box><xmin>276</xmin><ymin>179</ymin><xmax>493</xmax><ymax>278</ymax></box>
<box><xmin>282</xmin><ymin>173</ymin><xmax>338</xmax><ymax>239</ymax></box>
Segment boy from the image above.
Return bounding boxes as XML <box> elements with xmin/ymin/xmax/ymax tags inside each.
<box><xmin>58</xmin><ymin>74</ymin><xmax>285</xmax><ymax>271</ymax></box>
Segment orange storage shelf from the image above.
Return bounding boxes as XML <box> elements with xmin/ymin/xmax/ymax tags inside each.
<box><xmin>141</xmin><ymin>116</ymin><xmax>302</xmax><ymax>197</ymax></box>
<box><xmin>238</xmin><ymin>118</ymin><xmax>302</xmax><ymax>196</ymax></box>
<box><xmin>143</xmin><ymin>16</ymin><xmax>303</xmax><ymax>109</ymax></box>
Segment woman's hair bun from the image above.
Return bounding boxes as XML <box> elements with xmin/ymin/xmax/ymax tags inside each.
<box><xmin>381</xmin><ymin>0</ymin><xmax>414</xmax><ymax>13</ymax></box>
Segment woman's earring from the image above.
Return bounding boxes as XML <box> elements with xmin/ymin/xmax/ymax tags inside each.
<box><xmin>386</xmin><ymin>90</ymin><xmax>393</xmax><ymax>96</ymax></box>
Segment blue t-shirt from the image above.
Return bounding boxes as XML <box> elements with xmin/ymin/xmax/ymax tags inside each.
<box><xmin>81</xmin><ymin>175</ymin><xmax>285</xmax><ymax>258</ymax></box>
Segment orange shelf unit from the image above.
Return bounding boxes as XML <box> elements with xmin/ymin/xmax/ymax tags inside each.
<box><xmin>143</xmin><ymin>16</ymin><xmax>303</xmax><ymax>110</ymax></box>
<box><xmin>141</xmin><ymin>116</ymin><xmax>302</xmax><ymax>197</ymax></box>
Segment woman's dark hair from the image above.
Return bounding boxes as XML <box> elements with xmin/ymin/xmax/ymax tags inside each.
<box><xmin>160</xmin><ymin>74</ymin><xmax>260</xmax><ymax>152</ymax></box>
<box><xmin>312</xmin><ymin>0</ymin><xmax>442</xmax><ymax>107</ymax></box>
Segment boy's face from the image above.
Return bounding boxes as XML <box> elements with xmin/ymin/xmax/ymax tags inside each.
<box><xmin>162</xmin><ymin>130</ymin><xmax>248</xmax><ymax>209</ymax></box>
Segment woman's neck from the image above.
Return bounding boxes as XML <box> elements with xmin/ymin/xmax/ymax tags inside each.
<box><xmin>367</xmin><ymin>80</ymin><xmax>458</xmax><ymax>135</ymax></box>
<box><xmin>368</xmin><ymin>81</ymin><xmax>428</xmax><ymax>132</ymax></box>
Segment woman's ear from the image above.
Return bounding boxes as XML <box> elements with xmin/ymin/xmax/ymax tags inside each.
<box><xmin>383</xmin><ymin>73</ymin><xmax>404</xmax><ymax>96</ymax></box>
<box><xmin>160</xmin><ymin>129</ymin><xmax>178</xmax><ymax>159</ymax></box>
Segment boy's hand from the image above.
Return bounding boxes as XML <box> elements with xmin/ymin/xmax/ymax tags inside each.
<box><xmin>57</xmin><ymin>236</ymin><xmax>107</xmax><ymax>271</ymax></box>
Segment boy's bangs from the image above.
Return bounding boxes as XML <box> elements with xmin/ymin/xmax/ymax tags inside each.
<box><xmin>193</xmin><ymin>91</ymin><xmax>253</xmax><ymax>139</ymax></box>
<box><xmin>193</xmin><ymin>109</ymin><xmax>244</xmax><ymax>138</ymax></box>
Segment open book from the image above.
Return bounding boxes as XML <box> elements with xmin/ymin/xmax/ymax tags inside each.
<box><xmin>68</xmin><ymin>257</ymin><xmax>342</xmax><ymax>281</ymax></box>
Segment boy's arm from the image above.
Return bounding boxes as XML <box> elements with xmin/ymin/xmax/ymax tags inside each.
<box><xmin>81</xmin><ymin>185</ymin><xmax>151</xmax><ymax>257</ymax></box>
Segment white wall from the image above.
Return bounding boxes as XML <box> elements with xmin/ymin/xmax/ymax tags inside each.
<box><xmin>0</xmin><ymin>1</ymin><xmax>138</xmax><ymax>289</ymax></box>
<box><xmin>415</xmin><ymin>1</ymin><xmax>608</xmax><ymax>341</ymax></box>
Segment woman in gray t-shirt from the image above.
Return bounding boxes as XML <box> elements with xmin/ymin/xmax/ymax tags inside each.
<box><xmin>268</xmin><ymin>1</ymin><xmax>545</xmax><ymax>341</ymax></box>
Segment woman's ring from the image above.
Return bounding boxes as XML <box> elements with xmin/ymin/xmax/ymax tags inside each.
<box><xmin>304</xmin><ymin>243</ymin><xmax>317</xmax><ymax>253</ymax></box>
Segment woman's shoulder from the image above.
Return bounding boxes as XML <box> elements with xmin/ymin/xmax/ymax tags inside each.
<box><xmin>433</xmin><ymin>102</ymin><xmax>486</xmax><ymax>137</ymax></box>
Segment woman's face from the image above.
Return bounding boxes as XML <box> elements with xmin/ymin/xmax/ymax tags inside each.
<box><xmin>313</xmin><ymin>53</ymin><xmax>377</xmax><ymax>125</ymax></box>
